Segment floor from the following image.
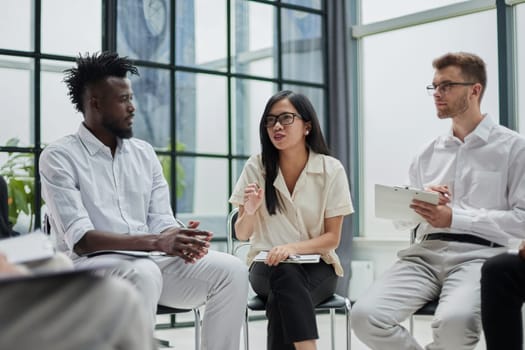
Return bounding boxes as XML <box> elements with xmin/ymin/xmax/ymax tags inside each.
<box><xmin>154</xmin><ymin>310</ymin><xmax>488</xmax><ymax>349</ymax></box>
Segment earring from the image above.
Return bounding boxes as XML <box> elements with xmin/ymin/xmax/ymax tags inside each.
<box><xmin>305</xmin><ymin>130</ymin><xmax>310</xmax><ymax>135</ymax></box>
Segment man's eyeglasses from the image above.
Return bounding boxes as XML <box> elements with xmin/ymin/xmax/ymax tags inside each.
<box><xmin>426</xmin><ymin>81</ymin><xmax>475</xmax><ymax>96</ymax></box>
<box><xmin>264</xmin><ymin>112</ymin><xmax>302</xmax><ymax>128</ymax></box>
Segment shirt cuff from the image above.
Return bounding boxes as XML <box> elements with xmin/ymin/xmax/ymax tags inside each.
<box><xmin>325</xmin><ymin>205</ymin><xmax>354</xmax><ymax>218</ymax></box>
<box><xmin>451</xmin><ymin>208</ymin><xmax>473</xmax><ymax>232</ymax></box>
<box><xmin>65</xmin><ymin>218</ymin><xmax>95</xmax><ymax>251</ymax></box>
<box><xmin>149</xmin><ymin>216</ymin><xmax>178</xmax><ymax>234</ymax></box>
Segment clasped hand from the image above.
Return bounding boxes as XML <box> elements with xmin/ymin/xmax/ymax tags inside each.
<box><xmin>410</xmin><ymin>185</ymin><xmax>452</xmax><ymax>228</ymax></box>
<box><xmin>157</xmin><ymin>221</ymin><xmax>212</xmax><ymax>264</ymax></box>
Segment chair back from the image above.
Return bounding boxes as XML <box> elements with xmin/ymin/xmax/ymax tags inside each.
<box><xmin>42</xmin><ymin>213</ymin><xmax>52</xmax><ymax>235</ymax></box>
<box><xmin>226</xmin><ymin>208</ymin><xmax>238</xmax><ymax>255</ymax></box>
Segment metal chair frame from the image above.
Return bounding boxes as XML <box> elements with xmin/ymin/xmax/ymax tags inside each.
<box><xmin>227</xmin><ymin>207</ymin><xmax>351</xmax><ymax>350</ymax></box>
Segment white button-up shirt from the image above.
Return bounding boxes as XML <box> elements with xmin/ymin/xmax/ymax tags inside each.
<box><xmin>40</xmin><ymin>123</ymin><xmax>178</xmax><ymax>258</ymax></box>
<box><xmin>410</xmin><ymin>115</ymin><xmax>525</xmax><ymax>246</ymax></box>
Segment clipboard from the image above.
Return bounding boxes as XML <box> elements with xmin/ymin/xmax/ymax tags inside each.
<box><xmin>374</xmin><ymin>184</ymin><xmax>439</xmax><ymax>222</ymax></box>
<box><xmin>253</xmin><ymin>251</ymin><xmax>320</xmax><ymax>264</ymax></box>
<box><xmin>0</xmin><ymin>231</ymin><xmax>55</xmax><ymax>264</ymax></box>
<box><xmin>85</xmin><ymin>250</ymin><xmax>167</xmax><ymax>258</ymax></box>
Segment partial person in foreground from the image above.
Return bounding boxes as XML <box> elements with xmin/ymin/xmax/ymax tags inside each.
<box><xmin>481</xmin><ymin>242</ymin><xmax>525</xmax><ymax>350</ymax></box>
<box><xmin>0</xmin><ymin>252</ymin><xmax>156</xmax><ymax>350</ymax></box>
<box><xmin>352</xmin><ymin>52</ymin><xmax>525</xmax><ymax>349</ymax></box>
<box><xmin>39</xmin><ymin>51</ymin><xmax>248</xmax><ymax>350</ymax></box>
<box><xmin>0</xmin><ymin>175</ymin><xmax>156</xmax><ymax>350</ymax></box>
<box><xmin>229</xmin><ymin>90</ymin><xmax>354</xmax><ymax>350</ymax></box>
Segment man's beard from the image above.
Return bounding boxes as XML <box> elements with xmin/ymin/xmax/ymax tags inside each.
<box><xmin>103</xmin><ymin>119</ymin><xmax>133</xmax><ymax>139</ymax></box>
<box><xmin>438</xmin><ymin>93</ymin><xmax>469</xmax><ymax>119</ymax></box>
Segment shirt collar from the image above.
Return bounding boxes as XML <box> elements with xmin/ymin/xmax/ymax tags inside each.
<box><xmin>77</xmin><ymin>123</ymin><xmax>127</xmax><ymax>156</ymax></box>
<box><xmin>442</xmin><ymin>113</ymin><xmax>494</xmax><ymax>146</ymax></box>
<box><xmin>304</xmin><ymin>150</ymin><xmax>324</xmax><ymax>174</ymax></box>
<box><xmin>465</xmin><ymin>113</ymin><xmax>493</xmax><ymax>143</ymax></box>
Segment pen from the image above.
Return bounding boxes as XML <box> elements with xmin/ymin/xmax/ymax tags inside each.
<box><xmin>175</xmin><ymin>218</ymin><xmax>186</xmax><ymax>228</ymax></box>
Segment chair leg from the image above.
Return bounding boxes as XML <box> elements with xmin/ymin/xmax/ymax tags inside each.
<box><xmin>244</xmin><ymin>307</ymin><xmax>250</xmax><ymax>350</ymax></box>
<box><xmin>409</xmin><ymin>315</ymin><xmax>414</xmax><ymax>336</ymax></box>
<box><xmin>193</xmin><ymin>308</ymin><xmax>201</xmax><ymax>350</ymax></box>
<box><xmin>330</xmin><ymin>308</ymin><xmax>336</xmax><ymax>350</ymax></box>
<box><xmin>345</xmin><ymin>298</ymin><xmax>352</xmax><ymax>350</ymax></box>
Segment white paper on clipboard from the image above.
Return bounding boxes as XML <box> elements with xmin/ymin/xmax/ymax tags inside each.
<box><xmin>0</xmin><ymin>231</ymin><xmax>55</xmax><ymax>264</ymax></box>
<box><xmin>374</xmin><ymin>184</ymin><xmax>440</xmax><ymax>222</ymax></box>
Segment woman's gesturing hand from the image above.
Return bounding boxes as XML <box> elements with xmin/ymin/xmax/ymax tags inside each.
<box><xmin>243</xmin><ymin>183</ymin><xmax>264</xmax><ymax>215</ymax></box>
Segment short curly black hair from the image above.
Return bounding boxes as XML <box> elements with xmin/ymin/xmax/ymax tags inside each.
<box><xmin>63</xmin><ymin>52</ymin><xmax>139</xmax><ymax>113</ymax></box>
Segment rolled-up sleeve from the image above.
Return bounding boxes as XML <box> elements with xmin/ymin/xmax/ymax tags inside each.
<box><xmin>40</xmin><ymin>146</ymin><xmax>95</xmax><ymax>250</ymax></box>
<box><xmin>325</xmin><ymin>164</ymin><xmax>354</xmax><ymax>218</ymax></box>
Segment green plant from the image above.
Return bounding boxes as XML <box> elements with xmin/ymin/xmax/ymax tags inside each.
<box><xmin>0</xmin><ymin>138</ymin><xmax>36</xmax><ymax>230</ymax></box>
<box><xmin>160</xmin><ymin>141</ymin><xmax>186</xmax><ymax>199</ymax></box>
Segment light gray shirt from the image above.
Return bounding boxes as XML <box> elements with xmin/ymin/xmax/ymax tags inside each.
<box><xmin>40</xmin><ymin>123</ymin><xmax>178</xmax><ymax>259</ymax></box>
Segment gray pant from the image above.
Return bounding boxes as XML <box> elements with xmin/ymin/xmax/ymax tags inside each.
<box><xmin>352</xmin><ymin>240</ymin><xmax>506</xmax><ymax>350</ymax></box>
<box><xmin>0</xmin><ymin>273</ymin><xmax>156</xmax><ymax>350</ymax></box>
<box><xmin>74</xmin><ymin>249</ymin><xmax>249</xmax><ymax>350</ymax></box>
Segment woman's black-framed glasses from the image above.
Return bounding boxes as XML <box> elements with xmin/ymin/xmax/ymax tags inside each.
<box><xmin>426</xmin><ymin>81</ymin><xmax>475</xmax><ymax>96</ymax></box>
<box><xmin>264</xmin><ymin>112</ymin><xmax>302</xmax><ymax>128</ymax></box>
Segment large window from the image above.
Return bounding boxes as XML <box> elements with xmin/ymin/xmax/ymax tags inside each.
<box><xmin>359</xmin><ymin>10</ymin><xmax>498</xmax><ymax>239</ymax></box>
<box><xmin>115</xmin><ymin>0</ymin><xmax>327</xmax><ymax>237</ymax></box>
<box><xmin>349</xmin><ymin>0</ymin><xmax>525</xmax><ymax>239</ymax></box>
<box><xmin>360</xmin><ymin>0</ymin><xmax>467</xmax><ymax>24</ymax></box>
<box><xmin>0</xmin><ymin>0</ymin><xmax>328</xmax><ymax>236</ymax></box>
<box><xmin>0</xmin><ymin>0</ymin><xmax>102</xmax><ymax>232</ymax></box>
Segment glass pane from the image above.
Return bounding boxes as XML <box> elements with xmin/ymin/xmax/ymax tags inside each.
<box><xmin>0</xmin><ymin>0</ymin><xmax>32</xmax><ymax>51</ymax></box>
<box><xmin>176</xmin><ymin>72</ymin><xmax>228</xmax><ymax>154</ymax></box>
<box><xmin>231</xmin><ymin>1</ymin><xmax>277</xmax><ymax>78</ymax></box>
<box><xmin>361</xmin><ymin>0</ymin><xmax>466</xmax><ymax>24</ymax></box>
<box><xmin>282</xmin><ymin>84</ymin><xmax>326</xmax><ymax>133</ymax></box>
<box><xmin>0</xmin><ymin>56</ymin><xmax>33</xmax><ymax>147</ymax></box>
<box><xmin>232</xmin><ymin>79</ymin><xmax>277</xmax><ymax>157</ymax></box>
<box><xmin>177</xmin><ymin>156</ymin><xmax>229</xmax><ymax>220</ymax></box>
<box><xmin>282</xmin><ymin>0</ymin><xmax>322</xmax><ymax>10</ymax></box>
<box><xmin>41</xmin><ymin>60</ymin><xmax>82</xmax><ymax>145</ymax></box>
<box><xmin>517</xmin><ymin>4</ymin><xmax>525</xmax><ymax>136</ymax></box>
<box><xmin>281</xmin><ymin>9</ymin><xmax>323</xmax><ymax>83</ymax></box>
<box><xmin>232</xmin><ymin>158</ymin><xmax>248</xmax><ymax>189</ymax></box>
<box><xmin>176</xmin><ymin>0</ymin><xmax>228</xmax><ymax>71</ymax></box>
<box><xmin>41</xmin><ymin>0</ymin><xmax>102</xmax><ymax>56</ymax></box>
<box><xmin>0</xmin><ymin>152</ymin><xmax>35</xmax><ymax>233</ymax></box>
<box><xmin>360</xmin><ymin>11</ymin><xmax>498</xmax><ymax>238</ymax></box>
<box><xmin>117</xmin><ymin>0</ymin><xmax>170</xmax><ymax>63</ymax></box>
<box><xmin>131</xmin><ymin>66</ymin><xmax>171</xmax><ymax>149</ymax></box>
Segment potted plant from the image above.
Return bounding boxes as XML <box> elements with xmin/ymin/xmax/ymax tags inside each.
<box><xmin>0</xmin><ymin>138</ymin><xmax>36</xmax><ymax>232</ymax></box>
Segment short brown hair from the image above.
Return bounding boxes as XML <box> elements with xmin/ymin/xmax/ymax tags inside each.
<box><xmin>432</xmin><ymin>52</ymin><xmax>487</xmax><ymax>101</ymax></box>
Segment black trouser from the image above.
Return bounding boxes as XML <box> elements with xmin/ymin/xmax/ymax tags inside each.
<box><xmin>481</xmin><ymin>253</ymin><xmax>525</xmax><ymax>350</ymax></box>
<box><xmin>249</xmin><ymin>261</ymin><xmax>338</xmax><ymax>350</ymax></box>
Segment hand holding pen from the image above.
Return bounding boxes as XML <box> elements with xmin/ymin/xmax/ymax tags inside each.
<box><xmin>427</xmin><ymin>185</ymin><xmax>451</xmax><ymax>205</ymax></box>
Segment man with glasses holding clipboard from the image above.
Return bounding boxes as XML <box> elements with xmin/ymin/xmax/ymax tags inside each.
<box><xmin>352</xmin><ymin>52</ymin><xmax>525</xmax><ymax>350</ymax></box>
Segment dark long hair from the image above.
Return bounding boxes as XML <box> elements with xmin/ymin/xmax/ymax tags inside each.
<box><xmin>63</xmin><ymin>51</ymin><xmax>139</xmax><ymax>113</ymax></box>
<box><xmin>260</xmin><ymin>90</ymin><xmax>330</xmax><ymax>215</ymax></box>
